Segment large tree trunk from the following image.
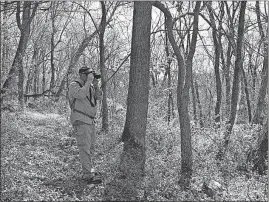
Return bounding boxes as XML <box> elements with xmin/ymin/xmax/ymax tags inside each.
<box><xmin>99</xmin><ymin>1</ymin><xmax>109</xmax><ymax>132</ymax></box>
<box><xmin>217</xmin><ymin>1</ymin><xmax>247</xmax><ymax>160</ymax></box>
<box><xmin>104</xmin><ymin>2</ymin><xmax>152</xmax><ymax>200</ymax></box>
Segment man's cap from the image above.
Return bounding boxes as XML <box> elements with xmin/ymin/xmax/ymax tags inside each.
<box><xmin>79</xmin><ymin>67</ymin><xmax>93</xmax><ymax>74</ymax></box>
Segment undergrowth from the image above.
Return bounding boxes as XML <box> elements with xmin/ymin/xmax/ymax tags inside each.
<box><xmin>1</xmin><ymin>98</ymin><xmax>268</xmax><ymax>201</ymax></box>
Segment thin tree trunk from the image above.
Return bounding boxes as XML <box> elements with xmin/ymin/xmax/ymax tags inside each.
<box><xmin>1</xmin><ymin>2</ymin><xmax>9</xmax><ymax>80</ymax></box>
<box><xmin>33</xmin><ymin>60</ymin><xmax>39</xmax><ymax>97</ymax></box>
<box><xmin>207</xmin><ymin>2</ymin><xmax>222</xmax><ymax>126</ymax></box>
<box><xmin>191</xmin><ymin>74</ymin><xmax>197</xmax><ymax>123</ymax></box>
<box><xmin>241</xmin><ymin>64</ymin><xmax>252</xmax><ymax>123</ymax></box>
<box><xmin>252</xmin><ymin>1</ymin><xmax>268</xmax><ymax>124</ymax></box>
<box><xmin>195</xmin><ymin>80</ymin><xmax>204</xmax><ymax>127</ymax></box>
<box><xmin>150</xmin><ymin>70</ymin><xmax>156</xmax><ymax>87</ymax></box>
<box><xmin>153</xmin><ymin>1</ymin><xmax>201</xmax><ymax>188</ymax></box>
<box><xmin>252</xmin><ymin>51</ymin><xmax>268</xmax><ymax>124</ymax></box>
<box><xmin>42</xmin><ymin>60</ymin><xmax>46</xmax><ymax>101</ymax></box>
<box><xmin>217</xmin><ymin>1</ymin><xmax>247</xmax><ymax>160</ymax></box>
<box><xmin>165</xmin><ymin>25</ymin><xmax>173</xmax><ymax>123</ymax></box>
<box><xmin>99</xmin><ymin>1</ymin><xmax>109</xmax><ymax>132</ymax></box>
<box><xmin>223</xmin><ymin>43</ymin><xmax>232</xmax><ymax>119</ymax></box>
<box><xmin>50</xmin><ymin>1</ymin><xmax>56</xmax><ymax>93</ymax></box>
<box><xmin>25</xmin><ymin>47</ymin><xmax>38</xmax><ymax>102</ymax></box>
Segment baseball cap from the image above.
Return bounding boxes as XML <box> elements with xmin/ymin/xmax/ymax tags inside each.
<box><xmin>79</xmin><ymin>67</ymin><xmax>93</xmax><ymax>74</ymax></box>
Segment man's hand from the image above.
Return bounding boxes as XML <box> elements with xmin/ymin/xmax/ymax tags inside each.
<box><xmin>93</xmin><ymin>78</ymin><xmax>99</xmax><ymax>89</ymax></box>
<box><xmin>86</xmin><ymin>73</ymin><xmax>94</xmax><ymax>86</ymax></box>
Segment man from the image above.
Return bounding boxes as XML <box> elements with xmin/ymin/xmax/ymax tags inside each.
<box><xmin>68</xmin><ymin>66</ymin><xmax>102</xmax><ymax>184</ymax></box>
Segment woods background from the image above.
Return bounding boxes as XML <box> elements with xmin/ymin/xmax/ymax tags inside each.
<box><xmin>1</xmin><ymin>1</ymin><xmax>268</xmax><ymax>201</ymax></box>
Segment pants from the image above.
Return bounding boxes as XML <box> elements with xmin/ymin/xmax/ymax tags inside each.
<box><xmin>73</xmin><ymin>123</ymin><xmax>96</xmax><ymax>175</ymax></box>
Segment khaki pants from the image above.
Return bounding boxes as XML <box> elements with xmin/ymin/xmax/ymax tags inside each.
<box><xmin>73</xmin><ymin>124</ymin><xmax>96</xmax><ymax>175</ymax></box>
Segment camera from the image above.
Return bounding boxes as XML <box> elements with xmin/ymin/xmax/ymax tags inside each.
<box><xmin>92</xmin><ymin>71</ymin><xmax>101</xmax><ymax>79</ymax></box>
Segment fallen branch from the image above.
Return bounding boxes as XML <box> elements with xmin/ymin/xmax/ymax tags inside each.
<box><xmin>24</xmin><ymin>89</ymin><xmax>55</xmax><ymax>98</ymax></box>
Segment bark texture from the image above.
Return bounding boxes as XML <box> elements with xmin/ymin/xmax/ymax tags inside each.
<box><xmin>104</xmin><ymin>2</ymin><xmax>152</xmax><ymax>200</ymax></box>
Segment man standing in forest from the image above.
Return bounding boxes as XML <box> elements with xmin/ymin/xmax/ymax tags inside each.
<box><xmin>68</xmin><ymin>66</ymin><xmax>102</xmax><ymax>184</ymax></box>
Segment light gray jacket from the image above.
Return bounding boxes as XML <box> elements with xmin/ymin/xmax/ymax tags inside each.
<box><xmin>68</xmin><ymin>78</ymin><xmax>102</xmax><ymax>125</ymax></box>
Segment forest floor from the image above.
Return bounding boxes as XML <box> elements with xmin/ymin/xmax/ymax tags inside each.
<box><xmin>1</xmin><ymin>108</ymin><xmax>268</xmax><ymax>201</ymax></box>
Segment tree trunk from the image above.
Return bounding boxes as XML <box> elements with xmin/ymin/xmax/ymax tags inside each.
<box><xmin>1</xmin><ymin>2</ymin><xmax>9</xmax><ymax>81</ymax></box>
<box><xmin>252</xmin><ymin>1</ymin><xmax>268</xmax><ymax>124</ymax></box>
<box><xmin>241</xmin><ymin>64</ymin><xmax>252</xmax><ymax>123</ymax></box>
<box><xmin>33</xmin><ymin>60</ymin><xmax>39</xmax><ymax>97</ymax></box>
<box><xmin>195</xmin><ymin>80</ymin><xmax>204</xmax><ymax>127</ymax></box>
<box><xmin>247</xmin><ymin>118</ymin><xmax>268</xmax><ymax>175</ymax></box>
<box><xmin>251</xmin><ymin>51</ymin><xmax>268</xmax><ymax>124</ymax></box>
<box><xmin>178</xmin><ymin>2</ymin><xmax>200</xmax><ymax>187</ymax></box>
<box><xmin>150</xmin><ymin>70</ymin><xmax>156</xmax><ymax>87</ymax></box>
<box><xmin>221</xmin><ymin>42</ymin><xmax>232</xmax><ymax>120</ymax></box>
<box><xmin>42</xmin><ymin>59</ymin><xmax>46</xmax><ymax>101</ymax></box>
<box><xmin>105</xmin><ymin>2</ymin><xmax>151</xmax><ymax>200</ymax></box>
<box><xmin>191</xmin><ymin>74</ymin><xmax>197</xmax><ymax>124</ymax></box>
<box><xmin>50</xmin><ymin>1</ymin><xmax>56</xmax><ymax>93</ymax></box>
<box><xmin>165</xmin><ymin>26</ymin><xmax>173</xmax><ymax>123</ymax></box>
<box><xmin>217</xmin><ymin>1</ymin><xmax>247</xmax><ymax>160</ymax></box>
<box><xmin>25</xmin><ymin>46</ymin><xmax>39</xmax><ymax>102</ymax></box>
<box><xmin>154</xmin><ymin>1</ymin><xmax>201</xmax><ymax>188</ymax></box>
<box><xmin>99</xmin><ymin>1</ymin><xmax>109</xmax><ymax>132</ymax></box>
<box><xmin>207</xmin><ymin>2</ymin><xmax>222</xmax><ymax>126</ymax></box>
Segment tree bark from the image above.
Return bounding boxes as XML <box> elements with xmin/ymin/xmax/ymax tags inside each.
<box><xmin>25</xmin><ymin>46</ymin><xmax>39</xmax><ymax>102</ymax></box>
<box><xmin>252</xmin><ymin>1</ymin><xmax>268</xmax><ymax>124</ymax></box>
<box><xmin>99</xmin><ymin>1</ymin><xmax>109</xmax><ymax>132</ymax></box>
<box><xmin>105</xmin><ymin>2</ymin><xmax>152</xmax><ymax>200</ymax></box>
<box><xmin>207</xmin><ymin>2</ymin><xmax>222</xmax><ymax>126</ymax></box>
<box><xmin>191</xmin><ymin>73</ymin><xmax>197</xmax><ymax>123</ymax></box>
<box><xmin>217</xmin><ymin>1</ymin><xmax>247</xmax><ymax>160</ymax></box>
<box><xmin>50</xmin><ymin>1</ymin><xmax>56</xmax><ymax>93</ymax></box>
<box><xmin>195</xmin><ymin>80</ymin><xmax>204</xmax><ymax>127</ymax></box>
<box><xmin>165</xmin><ymin>25</ymin><xmax>173</xmax><ymax>123</ymax></box>
<box><xmin>247</xmin><ymin>118</ymin><xmax>268</xmax><ymax>175</ymax></box>
<box><xmin>1</xmin><ymin>2</ymin><xmax>9</xmax><ymax>81</ymax></box>
<box><xmin>221</xmin><ymin>41</ymin><xmax>232</xmax><ymax>120</ymax></box>
<box><xmin>240</xmin><ymin>64</ymin><xmax>252</xmax><ymax>123</ymax></box>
